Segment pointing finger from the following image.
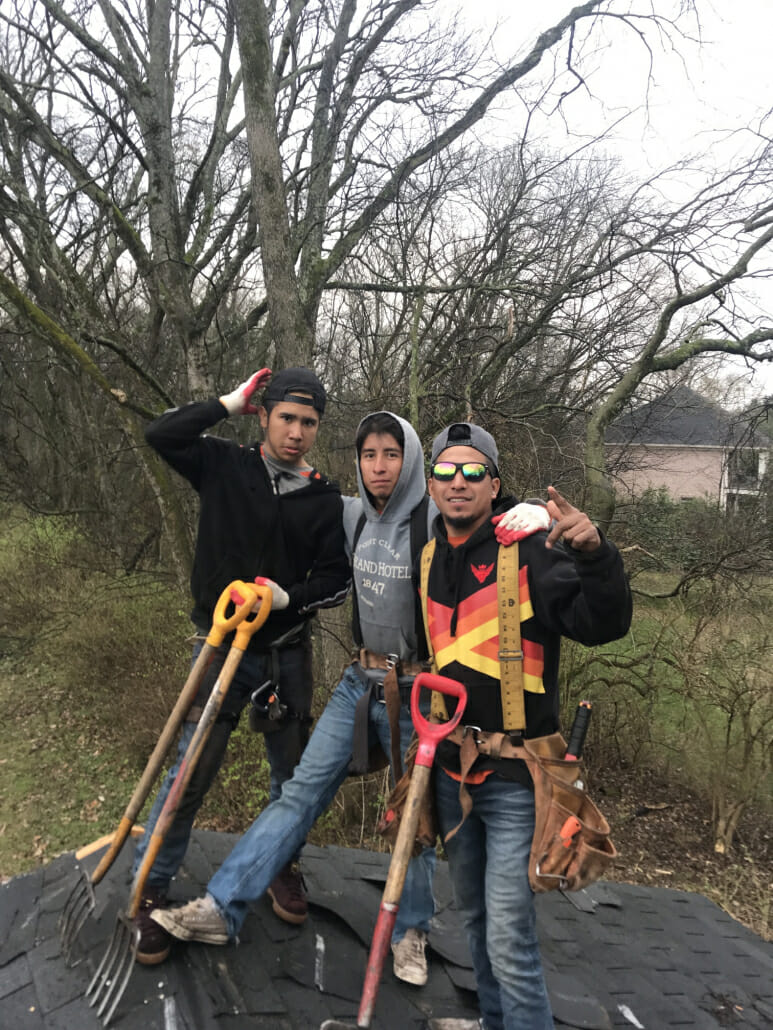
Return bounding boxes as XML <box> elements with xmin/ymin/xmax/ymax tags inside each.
<box><xmin>546</xmin><ymin>485</ymin><xmax>572</xmax><ymax>511</ymax></box>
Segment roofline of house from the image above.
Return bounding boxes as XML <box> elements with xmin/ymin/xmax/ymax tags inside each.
<box><xmin>605</xmin><ymin>442</ymin><xmax>764</xmax><ymax>452</ymax></box>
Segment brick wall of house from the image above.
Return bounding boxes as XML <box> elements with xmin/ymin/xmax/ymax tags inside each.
<box><xmin>607</xmin><ymin>444</ymin><xmax>726</xmax><ymax>502</ymax></box>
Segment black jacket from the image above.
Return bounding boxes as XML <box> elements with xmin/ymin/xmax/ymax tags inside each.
<box><xmin>424</xmin><ymin>499</ymin><xmax>632</xmax><ymax>779</ymax></box>
<box><xmin>146</xmin><ymin>398</ymin><xmax>350</xmax><ymax>650</ymax></box>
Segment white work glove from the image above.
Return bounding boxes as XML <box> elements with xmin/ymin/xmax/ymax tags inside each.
<box><xmin>219</xmin><ymin>368</ymin><xmax>272</xmax><ymax>416</ymax></box>
<box><xmin>253</xmin><ymin>576</ymin><xmax>290</xmax><ymax>611</ymax></box>
<box><xmin>492</xmin><ymin>501</ymin><xmax>551</xmax><ymax>546</ymax></box>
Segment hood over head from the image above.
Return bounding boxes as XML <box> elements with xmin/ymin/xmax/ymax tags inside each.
<box><xmin>354</xmin><ymin>411</ymin><xmax>426</xmax><ymax>521</ymax></box>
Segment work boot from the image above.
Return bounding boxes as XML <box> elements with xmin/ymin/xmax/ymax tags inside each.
<box><xmin>267</xmin><ymin>861</ymin><xmax>308</xmax><ymax>925</ymax></box>
<box><xmin>133</xmin><ymin>885</ymin><xmax>171</xmax><ymax>965</ymax></box>
<box><xmin>391</xmin><ymin>927</ymin><xmax>428</xmax><ymax>986</ymax></box>
<box><xmin>150</xmin><ymin>894</ymin><xmax>229</xmax><ymax>945</ymax></box>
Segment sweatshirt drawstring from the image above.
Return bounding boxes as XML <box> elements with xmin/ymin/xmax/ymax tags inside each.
<box><xmin>449</xmin><ymin>544</ymin><xmax>466</xmax><ymax>636</ymax></box>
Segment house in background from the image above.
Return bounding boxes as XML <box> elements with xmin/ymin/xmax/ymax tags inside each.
<box><xmin>606</xmin><ymin>386</ymin><xmax>771</xmax><ymax>511</ymax></box>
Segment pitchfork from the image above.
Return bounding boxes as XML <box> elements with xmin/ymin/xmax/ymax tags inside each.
<box><xmin>59</xmin><ymin>579</ymin><xmax>262</xmax><ymax>965</ymax></box>
<box><xmin>79</xmin><ymin>581</ymin><xmax>271</xmax><ymax>1026</ymax></box>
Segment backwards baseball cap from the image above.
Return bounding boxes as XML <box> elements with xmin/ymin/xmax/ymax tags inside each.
<box><xmin>430</xmin><ymin>422</ymin><xmax>499</xmax><ymax>474</ymax></box>
<box><xmin>263</xmin><ymin>367</ymin><xmax>326</xmax><ymax>415</ymax></box>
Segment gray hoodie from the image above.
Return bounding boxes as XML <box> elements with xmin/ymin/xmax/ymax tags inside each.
<box><xmin>342</xmin><ymin>413</ymin><xmax>435</xmax><ymax>677</ymax></box>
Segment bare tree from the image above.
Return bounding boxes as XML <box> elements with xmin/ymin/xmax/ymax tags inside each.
<box><xmin>1</xmin><ymin>0</ymin><xmax>637</xmax><ymax>397</ymax></box>
<box><xmin>318</xmin><ymin>131</ymin><xmax>773</xmax><ymax>521</ymax></box>
<box><xmin>4</xmin><ymin>0</ymin><xmax>770</xmax><ymax>566</ymax></box>
<box><xmin>0</xmin><ymin>0</ymin><xmax>619</xmax><ymax>565</ymax></box>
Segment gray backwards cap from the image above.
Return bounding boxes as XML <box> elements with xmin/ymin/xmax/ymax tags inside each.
<box><xmin>431</xmin><ymin>422</ymin><xmax>499</xmax><ymax>474</ymax></box>
<box><xmin>263</xmin><ymin>367</ymin><xmax>326</xmax><ymax>414</ymax></box>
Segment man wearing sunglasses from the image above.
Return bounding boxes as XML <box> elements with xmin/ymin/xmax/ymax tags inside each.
<box><xmin>151</xmin><ymin>412</ymin><xmax>548</xmax><ymax>986</ymax></box>
<box><xmin>424</xmin><ymin>422</ymin><xmax>632</xmax><ymax>1030</ymax></box>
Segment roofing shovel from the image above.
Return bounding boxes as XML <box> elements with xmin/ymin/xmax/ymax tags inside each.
<box><xmin>83</xmin><ymin>580</ymin><xmax>272</xmax><ymax>1027</ymax></box>
<box><xmin>59</xmin><ymin>580</ymin><xmax>262</xmax><ymax>965</ymax></box>
<box><xmin>321</xmin><ymin>671</ymin><xmax>468</xmax><ymax>1030</ymax></box>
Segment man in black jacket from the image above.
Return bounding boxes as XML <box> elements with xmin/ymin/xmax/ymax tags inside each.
<box><xmin>132</xmin><ymin>367</ymin><xmax>350</xmax><ymax>964</ymax></box>
<box><xmin>423</xmin><ymin>422</ymin><xmax>632</xmax><ymax>1030</ymax></box>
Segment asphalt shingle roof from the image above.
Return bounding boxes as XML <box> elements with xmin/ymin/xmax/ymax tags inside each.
<box><xmin>606</xmin><ymin>387</ymin><xmax>770</xmax><ymax>449</ymax></box>
<box><xmin>1</xmin><ymin>830</ymin><xmax>772</xmax><ymax>1029</ymax></box>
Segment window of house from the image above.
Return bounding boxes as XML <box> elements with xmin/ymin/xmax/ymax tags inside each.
<box><xmin>726</xmin><ymin>491</ymin><xmax>761</xmax><ymax>515</ymax></box>
<box><xmin>727</xmin><ymin>448</ymin><xmax>759</xmax><ymax>491</ymax></box>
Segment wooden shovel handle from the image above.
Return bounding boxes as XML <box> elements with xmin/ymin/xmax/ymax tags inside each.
<box><xmin>89</xmin><ymin>580</ymin><xmax>263</xmax><ymax>886</ymax></box>
<box><xmin>356</xmin><ymin>673</ymin><xmax>467</xmax><ymax>1027</ymax></box>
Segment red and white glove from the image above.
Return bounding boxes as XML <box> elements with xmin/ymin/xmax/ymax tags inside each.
<box><xmin>219</xmin><ymin>368</ymin><xmax>272</xmax><ymax>416</ymax></box>
<box><xmin>492</xmin><ymin>502</ymin><xmax>551</xmax><ymax>545</ymax></box>
<box><xmin>254</xmin><ymin>576</ymin><xmax>290</xmax><ymax>611</ymax></box>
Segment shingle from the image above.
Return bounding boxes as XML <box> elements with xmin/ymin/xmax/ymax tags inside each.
<box><xmin>0</xmin><ymin>867</ymin><xmax>45</xmax><ymax>966</ymax></box>
<box><xmin>1</xmin><ymin>833</ymin><xmax>770</xmax><ymax>1030</ymax></box>
<box><xmin>0</xmin><ymin>952</ymin><xmax>32</xmax><ymax>1001</ymax></box>
<box><xmin>26</xmin><ymin>936</ymin><xmax>83</xmax><ymax>1015</ymax></box>
<box><xmin>0</xmin><ymin>981</ymin><xmax>46</xmax><ymax>1028</ymax></box>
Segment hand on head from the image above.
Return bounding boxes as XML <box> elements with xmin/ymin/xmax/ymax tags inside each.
<box><xmin>220</xmin><ymin>368</ymin><xmax>272</xmax><ymax>416</ymax></box>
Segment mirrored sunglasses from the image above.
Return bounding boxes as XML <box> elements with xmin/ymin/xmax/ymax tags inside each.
<box><xmin>431</xmin><ymin>461</ymin><xmax>490</xmax><ymax>482</ymax></box>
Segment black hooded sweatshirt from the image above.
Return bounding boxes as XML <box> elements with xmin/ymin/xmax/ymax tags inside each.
<box><xmin>146</xmin><ymin>398</ymin><xmax>350</xmax><ymax>650</ymax></box>
<box><xmin>423</xmin><ymin>498</ymin><xmax>632</xmax><ymax>782</ymax></box>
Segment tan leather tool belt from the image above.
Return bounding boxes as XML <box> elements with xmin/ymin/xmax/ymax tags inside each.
<box><xmin>358</xmin><ymin>648</ymin><xmax>427</xmax><ymax>677</ymax></box>
<box><xmin>445</xmin><ymin>724</ymin><xmax>525</xmax><ymax>760</ymax></box>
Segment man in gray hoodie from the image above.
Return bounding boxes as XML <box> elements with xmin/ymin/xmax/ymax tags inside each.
<box><xmin>152</xmin><ymin>412</ymin><xmax>548</xmax><ymax>986</ymax></box>
<box><xmin>150</xmin><ymin>412</ymin><xmax>439</xmax><ymax>984</ymax></box>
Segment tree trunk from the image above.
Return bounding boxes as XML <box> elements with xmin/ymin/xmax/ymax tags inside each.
<box><xmin>713</xmin><ymin>796</ymin><xmax>747</xmax><ymax>855</ymax></box>
<box><xmin>409</xmin><ymin>293</ymin><xmax>425</xmax><ymax>429</ymax></box>
<box><xmin>233</xmin><ymin>0</ymin><xmax>314</xmax><ymax>368</ymax></box>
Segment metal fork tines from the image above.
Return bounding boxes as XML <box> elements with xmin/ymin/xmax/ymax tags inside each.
<box><xmin>59</xmin><ymin>868</ymin><xmax>96</xmax><ymax>967</ymax></box>
<box><xmin>85</xmin><ymin>912</ymin><xmax>140</xmax><ymax>1026</ymax></box>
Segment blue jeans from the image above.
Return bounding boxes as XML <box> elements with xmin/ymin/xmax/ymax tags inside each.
<box><xmin>436</xmin><ymin>769</ymin><xmax>553</xmax><ymax>1030</ymax></box>
<box><xmin>133</xmin><ymin>636</ymin><xmax>312</xmax><ymax>887</ymax></box>
<box><xmin>207</xmin><ymin>665</ymin><xmax>436</xmax><ymax>942</ymax></box>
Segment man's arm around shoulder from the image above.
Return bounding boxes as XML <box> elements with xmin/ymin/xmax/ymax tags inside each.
<box><xmin>287</xmin><ymin>490</ymin><xmax>351</xmax><ymax>615</ymax></box>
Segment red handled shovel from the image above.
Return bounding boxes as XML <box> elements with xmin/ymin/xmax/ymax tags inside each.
<box><xmin>321</xmin><ymin>671</ymin><xmax>467</xmax><ymax>1030</ymax></box>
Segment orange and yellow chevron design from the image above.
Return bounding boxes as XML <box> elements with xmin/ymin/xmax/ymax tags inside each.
<box><xmin>427</xmin><ymin>569</ymin><xmax>544</xmax><ymax>693</ymax></box>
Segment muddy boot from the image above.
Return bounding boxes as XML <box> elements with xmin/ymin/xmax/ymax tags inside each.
<box><xmin>133</xmin><ymin>885</ymin><xmax>171</xmax><ymax>965</ymax></box>
<box><xmin>267</xmin><ymin>861</ymin><xmax>308</xmax><ymax>925</ymax></box>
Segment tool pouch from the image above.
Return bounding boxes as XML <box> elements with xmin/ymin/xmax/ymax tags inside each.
<box><xmin>248</xmin><ymin>679</ymin><xmax>288</xmax><ymax>733</ymax></box>
<box><xmin>522</xmin><ymin>732</ymin><xmax>616</xmax><ymax>893</ymax></box>
<box><xmin>347</xmin><ymin>674</ymin><xmax>389</xmax><ymax>775</ymax></box>
<box><xmin>376</xmin><ymin>734</ymin><xmax>438</xmax><ymax>857</ymax></box>
<box><xmin>248</xmin><ymin>623</ymin><xmax>309</xmax><ymax>734</ymax></box>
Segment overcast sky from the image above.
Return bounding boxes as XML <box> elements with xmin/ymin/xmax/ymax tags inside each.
<box><xmin>446</xmin><ymin>0</ymin><xmax>772</xmax><ymax>162</ymax></box>
<box><xmin>438</xmin><ymin>0</ymin><xmax>773</xmax><ymax>398</ymax></box>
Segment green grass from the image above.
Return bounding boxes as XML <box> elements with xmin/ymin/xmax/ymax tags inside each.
<box><xmin>0</xmin><ymin>658</ymin><xmax>135</xmax><ymax>872</ymax></box>
<box><xmin>0</xmin><ymin>509</ymin><xmax>194</xmax><ymax>873</ymax></box>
